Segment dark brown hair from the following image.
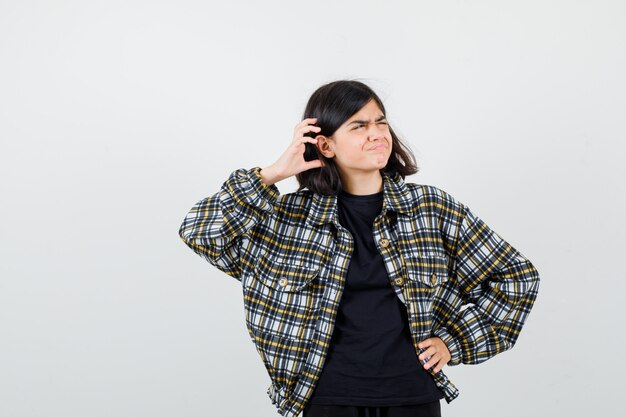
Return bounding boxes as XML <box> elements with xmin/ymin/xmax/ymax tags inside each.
<box><xmin>296</xmin><ymin>79</ymin><xmax>418</xmax><ymax>195</ymax></box>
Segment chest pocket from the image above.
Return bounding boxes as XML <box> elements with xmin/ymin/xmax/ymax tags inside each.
<box><xmin>253</xmin><ymin>258</ymin><xmax>321</xmax><ymax>292</ymax></box>
<box><xmin>404</xmin><ymin>252</ymin><xmax>449</xmax><ymax>287</ymax></box>
<box><xmin>403</xmin><ymin>251</ymin><xmax>451</xmax><ymax>291</ymax></box>
<box><xmin>401</xmin><ymin>251</ymin><xmax>452</xmax><ymax>334</ymax></box>
<box><xmin>245</xmin><ymin>251</ymin><xmax>325</xmax><ymax>341</ymax></box>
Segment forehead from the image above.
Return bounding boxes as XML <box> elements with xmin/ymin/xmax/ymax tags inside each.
<box><xmin>341</xmin><ymin>100</ymin><xmax>386</xmax><ymax>129</ymax></box>
<box><xmin>348</xmin><ymin>99</ymin><xmax>384</xmax><ymax>120</ymax></box>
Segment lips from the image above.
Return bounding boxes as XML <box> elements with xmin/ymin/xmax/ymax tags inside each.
<box><xmin>368</xmin><ymin>144</ymin><xmax>387</xmax><ymax>151</ymax></box>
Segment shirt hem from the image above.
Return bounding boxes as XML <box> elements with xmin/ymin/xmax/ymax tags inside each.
<box><xmin>306</xmin><ymin>392</ymin><xmax>444</xmax><ymax>407</ymax></box>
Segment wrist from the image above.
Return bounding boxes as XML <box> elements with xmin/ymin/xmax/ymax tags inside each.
<box><xmin>259</xmin><ymin>165</ymin><xmax>283</xmax><ymax>186</ymax></box>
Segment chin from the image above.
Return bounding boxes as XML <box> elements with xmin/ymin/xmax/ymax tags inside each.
<box><xmin>376</xmin><ymin>157</ymin><xmax>391</xmax><ymax>167</ymax></box>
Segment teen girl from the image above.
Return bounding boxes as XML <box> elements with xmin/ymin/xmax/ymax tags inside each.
<box><xmin>178</xmin><ymin>80</ymin><xmax>540</xmax><ymax>417</ymax></box>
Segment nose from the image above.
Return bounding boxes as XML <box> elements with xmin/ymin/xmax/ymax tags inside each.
<box><xmin>366</xmin><ymin>123</ymin><xmax>387</xmax><ymax>140</ymax></box>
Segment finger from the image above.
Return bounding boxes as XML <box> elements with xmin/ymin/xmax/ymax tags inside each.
<box><xmin>417</xmin><ymin>338</ymin><xmax>433</xmax><ymax>349</ymax></box>
<box><xmin>423</xmin><ymin>352</ymin><xmax>441</xmax><ymax>370</ymax></box>
<box><xmin>306</xmin><ymin>159</ymin><xmax>324</xmax><ymax>170</ymax></box>
<box><xmin>295</xmin><ymin>137</ymin><xmax>317</xmax><ymax>147</ymax></box>
<box><xmin>432</xmin><ymin>355</ymin><xmax>450</xmax><ymax>373</ymax></box>
<box><xmin>294</xmin><ymin>124</ymin><xmax>321</xmax><ymax>139</ymax></box>
<box><xmin>432</xmin><ymin>360</ymin><xmax>445</xmax><ymax>373</ymax></box>
<box><xmin>418</xmin><ymin>346</ymin><xmax>437</xmax><ymax>362</ymax></box>
<box><xmin>297</xmin><ymin>118</ymin><xmax>318</xmax><ymax>128</ymax></box>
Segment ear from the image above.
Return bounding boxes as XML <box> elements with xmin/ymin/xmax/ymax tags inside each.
<box><xmin>315</xmin><ymin>135</ymin><xmax>335</xmax><ymax>158</ymax></box>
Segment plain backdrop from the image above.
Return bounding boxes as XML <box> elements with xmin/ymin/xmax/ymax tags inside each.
<box><xmin>1</xmin><ymin>1</ymin><xmax>624</xmax><ymax>416</ymax></box>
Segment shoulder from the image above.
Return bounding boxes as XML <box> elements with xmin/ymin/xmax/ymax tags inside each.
<box><xmin>403</xmin><ymin>180</ymin><xmax>465</xmax><ymax>217</ymax></box>
<box><xmin>272</xmin><ymin>189</ymin><xmax>317</xmax><ymax>223</ymax></box>
<box><xmin>275</xmin><ymin>187</ymin><xmax>314</xmax><ymax>204</ymax></box>
<box><xmin>402</xmin><ymin>180</ymin><xmax>469</xmax><ymax>243</ymax></box>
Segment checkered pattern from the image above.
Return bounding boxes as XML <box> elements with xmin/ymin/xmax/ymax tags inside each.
<box><xmin>178</xmin><ymin>166</ymin><xmax>540</xmax><ymax>417</ymax></box>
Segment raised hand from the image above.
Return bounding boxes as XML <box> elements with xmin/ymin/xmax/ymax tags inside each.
<box><xmin>259</xmin><ymin>118</ymin><xmax>325</xmax><ymax>186</ymax></box>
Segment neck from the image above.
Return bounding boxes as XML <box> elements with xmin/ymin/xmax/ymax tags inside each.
<box><xmin>339</xmin><ymin>169</ymin><xmax>384</xmax><ymax>195</ymax></box>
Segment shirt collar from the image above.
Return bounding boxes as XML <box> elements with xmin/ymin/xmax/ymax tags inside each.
<box><xmin>306</xmin><ymin>170</ymin><xmax>415</xmax><ymax>227</ymax></box>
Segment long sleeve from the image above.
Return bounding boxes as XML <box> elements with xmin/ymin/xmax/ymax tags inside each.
<box><xmin>178</xmin><ymin>166</ymin><xmax>280</xmax><ymax>281</ymax></box>
<box><xmin>433</xmin><ymin>199</ymin><xmax>540</xmax><ymax>366</ymax></box>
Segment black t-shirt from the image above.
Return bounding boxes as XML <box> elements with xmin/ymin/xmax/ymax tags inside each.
<box><xmin>307</xmin><ymin>188</ymin><xmax>445</xmax><ymax>406</ymax></box>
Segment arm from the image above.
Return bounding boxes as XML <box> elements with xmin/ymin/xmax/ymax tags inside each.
<box><xmin>178</xmin><ymin>166</ymin><xmax>280</xmax><ymax>281</ymax></box>
<box><xmin>433</xmin><ymin>197</ymin><xmax>540</xmax><ymax>366</ymax></box>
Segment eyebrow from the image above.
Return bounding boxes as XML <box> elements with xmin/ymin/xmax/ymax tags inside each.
<box><xmin>347</xmin><ymin>115</ymin><xmax>387</xmax><ymax>126</ymax></box>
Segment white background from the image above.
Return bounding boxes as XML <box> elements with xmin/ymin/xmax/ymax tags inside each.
<box><xmin>1</xmin><ymin>1</ymin><xmax>624</xmax><ymax>416</ymax></box>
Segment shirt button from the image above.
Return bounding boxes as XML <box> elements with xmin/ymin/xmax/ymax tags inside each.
<box><xmin>278</xmin><ymin>278</ymin><xmax>289</xmax><ymax>287</ymax></box>
<box><xmin>430</xmin><ymin>273</ymin><xmax>437</xmax><ymax>285</ymax></box>
<box><xmin>379</xmin><ymin>238</ymin><xmax>389</xmax><ymax>247</ymax></box>
<box><xmin>393</xmin><ymin>277</ymin><xmax>404</xmax><ymax>286</ymax></box>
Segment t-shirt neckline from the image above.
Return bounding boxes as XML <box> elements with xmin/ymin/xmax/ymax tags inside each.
<box><xmin>338</xmin><ymin>189</ymin><xmax>384</xmax><ymax>202</ymax></box>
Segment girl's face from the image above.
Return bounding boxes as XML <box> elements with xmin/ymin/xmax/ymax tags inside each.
<box><xmin>317</xmin><ymin>99</ymin><xmax>393</xmax><ymax>177</ymax></box>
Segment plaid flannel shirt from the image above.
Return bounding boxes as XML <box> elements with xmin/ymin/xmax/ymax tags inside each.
<box><xmin>178</xmin><ymin>166</ymin><xmax>540</xmax><ymax>417</ymax></box>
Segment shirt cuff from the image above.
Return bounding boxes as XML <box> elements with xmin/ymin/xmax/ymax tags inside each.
<box><xmin>251</xmin><ymin>166</ymin><xmax>279</xmax><ymax>196</ymax></box>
